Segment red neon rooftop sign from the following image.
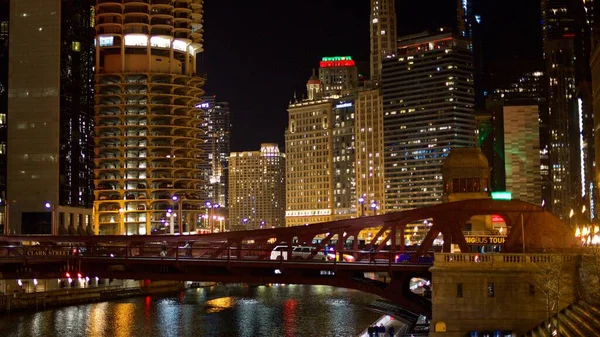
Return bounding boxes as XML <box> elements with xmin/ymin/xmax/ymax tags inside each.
<box><xmin>320</xmin><ymin>56</ymin><xmax>355</xmax><ymax>68</ymax></box>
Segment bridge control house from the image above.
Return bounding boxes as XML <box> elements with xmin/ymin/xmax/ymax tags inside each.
<box><xmin>441</xmin><ymin>148</ymin><xmax>507</xmax><ymax>253</ymax></box>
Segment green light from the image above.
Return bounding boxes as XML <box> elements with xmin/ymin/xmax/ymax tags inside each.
<box><xmin>321</xmin><ymin>56</ymin><xmax>352</xmax><ymax>62</ymax></box>
<box><xmin>491</xmin><ymin>191</ymin><xmax>512</xmax><ymax>201</ymax></box>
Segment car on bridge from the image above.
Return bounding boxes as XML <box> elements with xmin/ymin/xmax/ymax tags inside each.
<box><xmin>291</xmin><ymin>246</ymin><xmax>329</xmax><ymax>261</ymax></box>
<box><xmin>270</xmin><ymin>245</ymin><xmax>296</xmax><ymax>260</ymax></box>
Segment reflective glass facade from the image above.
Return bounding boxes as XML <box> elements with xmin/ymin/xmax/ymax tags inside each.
<box><xmin>382</xmin><ymin>31</ymin><xmax>476</xmax><ymax>211</ymax></box>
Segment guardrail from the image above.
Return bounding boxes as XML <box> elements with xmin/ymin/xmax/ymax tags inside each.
<box><xmin>434</xmin><ymin>253</ymin><xmax>578</xmax><ymax>268</ymax></box>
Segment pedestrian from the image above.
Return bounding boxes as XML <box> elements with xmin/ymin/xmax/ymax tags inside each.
<box><xmin>160</xmin><ymin>241</ymin><xmax>167</xmax><ymax>257</ymax></box>
<box><xmin>369</xmin><ymin>247</ymin><xmax>377</xmax><ymax>264</ymax></box>
<box><xmin>387</xmin><ymin>325</ymin><xmax>395</xmax><ymax>337</ymax></box>
<box><xmin>378</xmin><ymin>324</ymin><xmax>386</xmax><ymax>337</ymax></box>
<box><xmin>368</xmin><ymin>325</ymin><xmax>374</xmax><ymax>337</ymax></box>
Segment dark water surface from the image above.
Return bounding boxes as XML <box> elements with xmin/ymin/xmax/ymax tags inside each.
<box><xmin>0</xmin><ymin>284</ymin><xmax>381</xmax><ymax>337</ymax></box>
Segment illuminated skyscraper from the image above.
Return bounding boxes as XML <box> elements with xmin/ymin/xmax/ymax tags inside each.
<box><xmin>370</xmin><ymin>0</ymin><xmax>397</xmax><ymax>83</ymax></box>
<box><xmin>229</xmin><ymin>144</ymin><xmax>285</xmax><ymax>230</ymax></box>
<box><xmin>382</xmin><ymin>30</ymin><xmax>476</xmax><ymax>211</ymax></box>
<box><xmin>319</xmin><ymin>56</ymin><xmax>358</xmax><ymax>97</ymax></box>
<box><xmin>7</xmin><ymin>0</ymin><xmax>95</xmax><ymax>234</ymax></box>
<box><xmin>285</xmin><ymin>64</ymin><xmax>357</xmax><ymax>226</ymax></box>
<box><xmin>200</xmin><ymin>96</ymin><xmax>231</xmax><ymax>208</ymax></box>
<box><xmin>541</xmin><ymin>0</ymin><xmax>595</xmax><ymax>219</ymax></box>
<box><xmin>355</xmin><ymin>86</ymin><xmax>385</xmax><ymax>216</ymax></box>
<box><xmin>94</xmin><ymin>0</ymin><xmax>205</xmax><ymax>234</ymax></box>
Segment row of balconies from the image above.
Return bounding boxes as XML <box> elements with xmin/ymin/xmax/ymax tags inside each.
<box><xmin>97</xmin><ymin>191</ymin><xmax>202</xmax><ymax>202</ymax></box>
<box><xmin>97</xmin><ymin>97</ymin><xmax>195</xmax><ymax>106</ymax></box>
<box><xmin>98</xmin><ymin>73</ymin><xmax>205</xmax><ymax>86</ymax></box>
<box><xmin>97</xmin><ymin>109</ymin><xmax>197</xmax><ymax>116</ymax></box>
<box><xmin>97</xmin><ymin>181</ymin><xmax>198</xmax><ymax>190</ymax></box>
<box><xmin>95</xmin><ymin>119</ymin><xmax>195</xmax><ymax>126</ymax></box>
<box><xmin>97</xmin><ymin>26</ymin><xmax>200</xmax><ymax>40</ymax></box>
<box><xmin>96</xmin><ymin>130</ymin><xmax>200</xmax><ymax>138</ymax></box>
<box><xmin>97</xmin><ymin>172</ymin><xmax>202</xmax><ymax>179</ymax></box>
<box><xmin>96</xmin><ymin>153</ymin><xmax>200</xmax><ymax>160</ymax></box>
<box><xmin>97</xmin><ymin>86</ymin><xmax>199</xmax><ymax>96</ymax></box>
<box><xmin>97</xmin><ymin>141</ymin><xmax>197</xmax><ymax>148</ymax></box>
<box><xmin>98</xmin><ymin>15</ymin><xmax>194</xmax><ymax>26</ymax></box>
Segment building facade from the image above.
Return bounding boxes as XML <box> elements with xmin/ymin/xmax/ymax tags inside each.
<box><xmin>228</xmin><ymin>144</ymin><xmax>285</xmax><ymax>230</ymax></box>
<box><xmin>0</xmin><ymin>0</ymin><xmax>8</xmax><ymax>232</ymax></box>
<box><xmin>7</xmin><ymin>0</ymin><xmax>95</xmax><ymax>234</ymax></box>
<box><xmin>319</xmin><ymin>56</ymin><xmax>358</xmax><ymax>97</ymax></box>
<box><xmin>355</xmin><ymin>86</ymin><xmax>385</xmax><ymax>216</ymax></box>
<box><xmin>285</xmin><ymin>63</ymin><xmax>358</xmax><ymax>226</ymax></box>
<box><xmin>503</xmin><ymin>105</ymin><xmax>542</xmax><ymax>205</ymax></box>
<box><xmin>199</xmin><ymin>96</ymin><xmax>231</xmax><ymax>208</ymax></box>
<box><xmin>93</xmin><ymin>0</ymin><xmax>205</xmax><ymax>235</ymax></box>
<box><xmin>370</xmin><ymin>0</ymin><xmax>397</xmax><ymax>83</ymax></box>
<box><xmin>541</xmin><ymin>0</ymin><xmax>596</xmax><ymax>220</ymax></box>
<box><xmin>483</xmin><ymin>71</ymin><xmax>550</xmax><ymax>206</ymax></box>
<box><xmin>382</xmin><ymin>30</ymin><xmax>476</xmax><ymax>213</ymax></box>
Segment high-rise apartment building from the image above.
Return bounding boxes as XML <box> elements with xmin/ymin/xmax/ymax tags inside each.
<box><xmin>483</xmin><ymin>71</ymin><xmax>551</xmax><ymax>205</ymax></box>
<box><xmin>382</xmin><ymin>30</ymin><xmax>476</xmax><ymax>212</ymax></box>
<box><xmin>457</xmin><ymin>0</ymin><xmax>485</xmax><ymax>109</ymax></box>
<box><xmin>355</xmin><ymin>86</ymin><xmax>385</xmax><ymax>215</ymax></box>
<box><xmin>370</xmin><ymin>0</ymin><xmax>397</xmax><ymax>83</ymax></box>
<box><xmin>94</xmin><ymin>0</ymin><xmax>205</xmax><ymax>235</ymax></box>
<box><xmin>200</xmin><ymin>96</ymin><xmax>231</xmax><ymax>208</ymax></box>
<box><xmin>285</xmin><ymin>66</ymin><xmax>357</xmax><ymax>226</ymax></box>
<box><xmin>503</xmin><ymin>105</ymin><xmax>542</xmax><ymax>205</ymax></box>
<box><xmin>7</xmin><ymin>0</ymin><xmax>95</xmax><ymax>234</ymax></box>
<box><xmin>0</xmin><ymin>0</ymin><xmax>8</xmax><ymax>232</ymax></box>
<box><xmin>541</xmin><ymin>0</ymin><xmax>595</xmax><ymax>220</ymax></box>
<box><xmin>229</xmin><ymin>144</ymin><xmax>285</xmax><ymax>230</ymax></box>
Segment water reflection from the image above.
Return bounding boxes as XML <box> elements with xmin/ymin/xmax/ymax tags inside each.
<box><xmin>0</xmin><ymin>285</ymin><xmax>380</xmax><ymax>337</ymax></box>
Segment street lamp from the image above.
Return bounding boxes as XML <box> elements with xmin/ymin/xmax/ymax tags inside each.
<box><xmin>167</xmin><ymin>208</ymin><xmax>174</xmax><ymax>234</ymax></box>
<box><xmin>370</xmin><ymin>201</ymin><xmax>378</xmax><ymax>216</ymax></box>
<box><xmin>45</xmin><ymin>202</ymin><xmax>58</xmax><ymax>235</ymax></box>
<box><xmin>173</xmin><ymin>195</ymin><xmax>183</xmax><ymax>234</ymax></box>
<box><xmin>358</xmin><ymin>196</ymin><xmax>365</xmax><ymax>217</ymax></box>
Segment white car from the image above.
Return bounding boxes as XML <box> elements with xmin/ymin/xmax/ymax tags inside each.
<box><xmin>291</xmin><ymin>246</ymin><xmax>329</xmax><ymax>261</ymax></box>
<box><xmin>270</xmin><ymin>245</ymin><xmax>295</xmax><ymax>260</ymax></box>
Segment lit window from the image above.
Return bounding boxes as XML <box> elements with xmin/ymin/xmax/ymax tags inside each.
<box><xmin>72</xmin><ymin>41</ymin><xmax>81</xmax><ymax>52</ymax></box>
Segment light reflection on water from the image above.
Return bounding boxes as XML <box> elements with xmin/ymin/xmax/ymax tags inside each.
<box><xmin>0</xmin><ymin>284</ymin><xmax>380</xmax><ymax>337</ymax></box>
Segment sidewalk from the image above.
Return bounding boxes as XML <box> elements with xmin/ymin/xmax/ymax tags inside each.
<box><xmin>358</xmin><ymin>314</ymin><xmax>408</xmax><ymax>337</ymax></box>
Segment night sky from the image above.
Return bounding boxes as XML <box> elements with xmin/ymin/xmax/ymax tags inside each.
<box><xmin>202</xmin><ymin>0</ymin><xmax>541</xmax><ymax>152</ymax></box>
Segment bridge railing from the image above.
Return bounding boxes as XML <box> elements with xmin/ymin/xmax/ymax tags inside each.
<box><xmin>435</xmin><ymin>253</ymin><xmax>578</xmax><ymax>269</ymax></box>
<box><xmin>0</xmin><ymin>244</ymin><xmax>437</xmax><ymax>267</ymax></box>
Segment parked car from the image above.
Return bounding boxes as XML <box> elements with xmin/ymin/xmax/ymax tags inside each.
<box><xmin>109</xmin><ymin>195</ymin><xmax>120</xmax><ymax>200</ymax></box>
<box><xmin>137</xmin><ymin>194</ymin><xmax>146</xmax><ymax>199</ymax></box>
<box><xmin>136</xmin><ymin>183</ymin><xmax>146</xmax><ymax>189</ymax></box>
<box><xmin>136</xmin><ymin>205</ymin><xmax>146</xmax><ymax>210</ymax></box>
<box><xmin>98</xmin><ymin>195</ymin><xmax>109</xmax><ymax>200</ymax></box>
<box><xmin>125</xmin><ymin>193</ymin><xmax>135</xmax><ymax>200</ymax></box>
<box><xmin>158</xmin><ymin>182</ymin><xmax>173</xmax><ymax>188</ymax></box>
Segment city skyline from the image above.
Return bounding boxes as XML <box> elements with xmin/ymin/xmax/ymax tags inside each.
<box><xmin>203</xmin><ymin>0</ymin><xmax>540</xmax><ymax>152</ymax></box>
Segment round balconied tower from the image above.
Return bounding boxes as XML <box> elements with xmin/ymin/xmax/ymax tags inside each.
<box><xmin>94</xmin><ymin>0</ymin><xmax>206</xmax><ymax>235</ymax></box>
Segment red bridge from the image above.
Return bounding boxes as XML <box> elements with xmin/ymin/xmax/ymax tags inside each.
<box><xmin>0</xmin><ymin>199</ymin><xmax>575</xmax><ymax>318</ymax></box>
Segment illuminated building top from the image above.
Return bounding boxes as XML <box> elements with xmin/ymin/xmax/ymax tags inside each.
<box><xmin>320</xmin><ymin>56</ymin><xmax>355</xmax><ymax>68</ymax></box>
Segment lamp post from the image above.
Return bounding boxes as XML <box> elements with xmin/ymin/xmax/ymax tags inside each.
<box><xmin>45</xmin><ymin>202</ymin><xmax>58</xmax><ymax>235</ymax></box>
<box><xmin>172</xmin><ymin>196</ymin><xmax>183</xmax><ymax>234</ymax></box>
<box><xmin>167</xmin><ymin>208</ymin><xmax>174</xmax><ymax>234</ymax></box>
<box><xmin>3</xmin><ymin>201</ymin><xmax>8</xmax><ymax>235</ymax></box>
<box><xmin>358</xmin><ymin>196</ymin><xmax>365</xmax><ymax>217</ymax></box>
<box><xmin>370</xmin><ymin>201</ymin><xmax>378</xmax><ymax>216</ymax></box>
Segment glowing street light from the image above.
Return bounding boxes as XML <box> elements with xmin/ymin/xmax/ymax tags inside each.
<box><xmin>358</xmin><ymin>196</ymin><xmax>365</xmax><ymax>217</ymax></box>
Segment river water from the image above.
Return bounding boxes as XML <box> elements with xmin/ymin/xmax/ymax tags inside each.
<box><xmin>0</xmin><ymin>284</ymin><xmax>381</xmax><ymax>337</ymax></box>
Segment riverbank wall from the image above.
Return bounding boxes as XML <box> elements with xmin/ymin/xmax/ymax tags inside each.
<box><xmin>0</xmin><ymin>280</ymin><xmax>215</xmax><ymax>313</ymax></box>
